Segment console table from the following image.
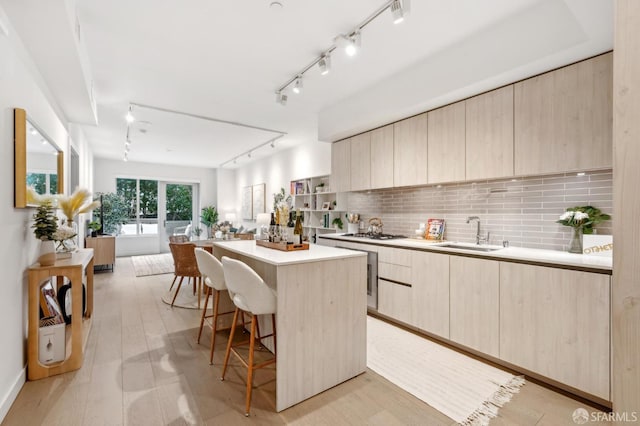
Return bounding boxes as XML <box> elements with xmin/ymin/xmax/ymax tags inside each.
<box><xmin>27</xmin><ymin>249</ymin><xmax>94</xmax><ymax>380</ymax></box>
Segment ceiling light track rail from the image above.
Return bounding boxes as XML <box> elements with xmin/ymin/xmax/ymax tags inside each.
<box><xmin>218</xmin><ymin>134</ymin><xmax>285</xmax><ymax>168</ymax></box>
<box><xmin>275</xmin><ymin>0</ymin><xmax>408</xmax><ymax>98</ymax></box>
<box><xmin>129</xmin><ymin>102</ymin><xmax>287</xmax><ymax>135</ymax></box>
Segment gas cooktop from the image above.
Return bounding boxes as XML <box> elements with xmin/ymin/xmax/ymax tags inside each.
<box><xmin>343</xmin><ymin>233</ymin><xmax>407</xmax><ymax>240</ymax></box>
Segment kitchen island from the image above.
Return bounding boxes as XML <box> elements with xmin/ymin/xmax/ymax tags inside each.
<box><xmin>212</xmin><ymin>240</ymin><xmax>367</xmax><ymax>412</ymax></box>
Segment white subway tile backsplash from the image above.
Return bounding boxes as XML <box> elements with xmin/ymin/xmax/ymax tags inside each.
<box><xmin>347</xmin><ymin>170</ymin><xmax>613</xmax><ymax>252</ymax></box>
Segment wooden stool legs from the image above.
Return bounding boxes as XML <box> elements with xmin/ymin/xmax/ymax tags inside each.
<box><xmin>220</xmin><ymin>309</ymin><xmax>276</xmax><ymax>417</ymax></box>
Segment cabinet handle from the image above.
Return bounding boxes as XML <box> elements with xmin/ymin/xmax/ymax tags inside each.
<box><xmin>379</xmin><ymin>277</ymin><xmax>412</xmax><ymax>288</ymax></box>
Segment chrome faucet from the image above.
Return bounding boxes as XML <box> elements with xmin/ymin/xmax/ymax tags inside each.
<box><xmin>466</xmin><ymin>216</ymin><xmax>489</xmax><ymax>245</ymax></box>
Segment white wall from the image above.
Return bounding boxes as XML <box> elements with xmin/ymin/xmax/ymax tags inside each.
<box><xmin>93</xmin><ymin>158</ymin><xmax>217</xmax><ymax>256</ymax></box>
<box><xmin>222</xmin><ymin>141</ymin><xmax>331</xmax><ymax>230</ymax></box>
<box><xmin>0</xmin><ymin>7</ymin><xmax>73</xmax><ymax>421</ymax></box>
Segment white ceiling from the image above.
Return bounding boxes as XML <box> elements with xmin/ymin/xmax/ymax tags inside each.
<box><xmin>2</xmin><ymin>0</ymin><xmax>613</xmax><ymax>169</ymax></box>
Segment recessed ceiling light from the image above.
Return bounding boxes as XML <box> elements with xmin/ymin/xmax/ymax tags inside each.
<box><xmin>270</xmin><ymin>1</ymin><xmax>283</xmax><ymax>10</ymax></box>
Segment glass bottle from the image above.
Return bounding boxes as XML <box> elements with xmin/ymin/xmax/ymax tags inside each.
<box><xmin>294</xmin><ymin>210</ymin><xmax>303</xmax><ymax>244</ymax></box>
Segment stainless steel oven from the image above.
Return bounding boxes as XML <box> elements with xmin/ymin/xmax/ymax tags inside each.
<box><xmin>337</xmin><ymin>246</ymin><xmax>378</xmax><ymax>310</ymax></box>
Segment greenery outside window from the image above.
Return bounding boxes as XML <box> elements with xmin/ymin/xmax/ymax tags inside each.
<box><xmin>116</xmin><ymin>178</ymin><xmax>158</xmax><ymax>235</ymax></box>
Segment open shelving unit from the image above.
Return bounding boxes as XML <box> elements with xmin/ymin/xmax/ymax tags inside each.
<box><xmin>290</xmin><ymin>175</ymin><xmax>347</xmax><ymax>243</ymax></box>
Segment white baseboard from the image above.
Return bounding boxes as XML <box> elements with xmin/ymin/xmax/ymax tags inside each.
<box><xmin>0</xmin><ymin>367</ymin><xmax>26</xmax><ymax>423</ymax></box>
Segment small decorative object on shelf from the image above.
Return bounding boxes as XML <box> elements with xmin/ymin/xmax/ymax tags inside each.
<box><xmin>556</xmin><ymin>206</ymin><xmax>611</xmax><ymax>254</ymax></box>
<box><xmin>53</xmin><ymin>225</ymin><xmax>78</xmax><ymax>253</ymax></box>
<box><xmin>57</xmin><ymin>188</ymin><xmax>100</xmax><ymax>248</ymax></box>
<box><xmin>332</xmin><ymin>217</ymin><xmax>344</xmax><ymax>230</ymax></box>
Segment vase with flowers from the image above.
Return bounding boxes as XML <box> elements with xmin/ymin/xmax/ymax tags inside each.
<box><xmin>556</xmin><ymin>206</ymin><xmax>611</xmax><ymax>253</ymax></box>
<box><xmin>53</xmin><ymin>226</ymin><xmax>78</xmax><ymax>253</ymax></box>
<box><xmin>57</xmin><ymin>188</ymin><xmax>100</xmax><ymax>247</ymax></box>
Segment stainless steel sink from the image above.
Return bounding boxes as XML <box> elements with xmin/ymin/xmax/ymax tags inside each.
<box><xmin>437</xmin><ymin>243</ymin><xmax>503</xmax><ymax>252</ymax></box>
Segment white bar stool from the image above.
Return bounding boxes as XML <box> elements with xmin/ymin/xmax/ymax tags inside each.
<box><xmin>194</xmin><ymin>248</ymin><xmax>238</xmax><ymax>364</ymax></box>
<box><xmin>220</xmin><ymin>256</ymin><xmax>277</xmax><ymax>417</ymax></box>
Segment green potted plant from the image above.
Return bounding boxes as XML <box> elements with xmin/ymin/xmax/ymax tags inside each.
<box><xmin>192</xmin><ymin>226</ymin><xmax>203</xmax><ymax>240</ymax></box>
<box><xmin>88</xmin><ymin>221</ymin><xmax>101</xmax><ymax>237</ymax></box>
<box><xmin>32</xmin><ymin>199</ymin><xmax>58</xmax><ymax>266</ymax></box>
<box><xmin>332</xmin><ymin>217</ymin><xmax>344</xmax><ymax>230</ymax></box>
<box><xmin>201</xmin><ymin>205</ymin><xmax>219</xmax><ymax>238</ymax></box>
<box><xmin>315</xmin><ymin>182</ymin><xmax>325</xmax><ymax>193</ymax></box>
<box><xmin>93</xmin><ymin>192</ymin><xmax>130</xmax><ymax>235</ymax></box>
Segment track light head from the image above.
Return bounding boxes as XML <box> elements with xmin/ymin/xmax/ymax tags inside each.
<box><xmin>391</xmin><ymin>0</ymin><xmax>410</xmax><ymax>24</ymax></box>
<box><xmin>319</xmin><ymin>54</ymin><xmax>331</xmax><ymax>75</ymax></box>
<box><xmin>335</xmin><ymin>33</ymin><xmax>358</xmax><ymax>56</ymax></box>
<box><xmin>275</xmin><ymin>91</ymin><xmax>288</xmax><ymax>105</ymax></box>
<box><xmin>125</xmin><ymin>106</ymin><xmax>135</xmax><ymax>123</ymax></box>
<box><xmin>270</xmin><ymin>141</ymin><xmax>276</xmax><ymax>148</ymax></box>
<box><xmin>123</xmin><ymin>153</ymin><xmax>128</xmax><ymax>162</ymax></box>
<box><xmin>292</xmin><ymin>75</ymin><xmax>303</xmax><ymax>94</ymax></box>
<box><xmin>248</xmin><ymin>152</ymin><xmax>252</xmax><ymax>158</ymax></box>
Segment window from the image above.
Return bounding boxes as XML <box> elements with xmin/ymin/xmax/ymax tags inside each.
<box><xmin>116</xmin><ymin>178</ymin><xmax>158</xmax><ymax>235</ymax></box>
<box><xmin>27</xmin><ymin>172</ymin><xmax>58</xmax><ymax>195</ymax></box>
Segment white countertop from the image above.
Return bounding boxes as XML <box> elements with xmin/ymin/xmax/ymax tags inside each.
<box><xmin>212</xmin><ymin>240</ymin><xmax>366</xmax><ymax>266</ymax></box>
<box><xmin>319</xmin><ymin>234</ymin><xmax>612</xmax><ymax>273</ymax></box>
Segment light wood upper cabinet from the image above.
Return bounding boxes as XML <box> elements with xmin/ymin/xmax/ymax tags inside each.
<box><xmin>466</xmin><ymin>85</ymin><xmax>514</xmax><ymax>180</ymax></box>
<box><xmin>370</xmin><ymin>124</ymin><xmax>394</xmax><ymax>189</ymax></box>
<box><xmin>411</xmin><ymin>251</ymin><xmax>450</xmax><ymax>338</ymax></box>
<box><xmin>449</xmin><ymin>256</ymin><xmax>500</xmax><ymax>357</ymax></box>
<box><xmin>393</xmin><ymin>113</ymin><xmax>428</xmax><ymax>187</ymax></box>
<box><xmin>499</xmin><ymin>262</ymin><xmax>610</xmax><ymax>400</ymax></box>
<box><xmin>514</xmin><ymin>53</ymin><xmax>613</xmax><ymax>175</ymax></box>
<box><xmin>350</xmin><ymin>132</ymin><xmax>371</xmax><ymax>192</ymax></box>
<box><xmin>331</xmin><ymin>138</ymin><xmax>351</xmax><ymax>192</ymax></box>
<box><xmin>427</xmin><ymin>102</ymin><xmax>466</xmax><ymax>183</ymax></box>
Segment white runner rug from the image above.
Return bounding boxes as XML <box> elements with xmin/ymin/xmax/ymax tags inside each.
<box><xmin>367</xmin><ymin>316</ymin><xmax>525</xmax><ymax>425</ymax></box>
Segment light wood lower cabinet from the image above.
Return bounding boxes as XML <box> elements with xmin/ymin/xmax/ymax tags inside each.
<box><xmin>499</xmin><ymin>262</ymin><xmax>610</xmax><ymax>400</ymax></box>
<box><xmin>449</xmin><ymin>256</ymin><xmax>500</xmax><ymax>357</ymax></box>
<box><xmin>85</xmin><ymin>235</ymin><xmax>115</xmax><ymax>270</ymax></box>
<box><xmin>377</xmin><ymin>277</ymin><xmax>413</xmax><ymax>325</ymax></box>
<box><xmin>410</xmin><ymin>251</ymin><xmax>449</xmax><ymax>338</ymax></box>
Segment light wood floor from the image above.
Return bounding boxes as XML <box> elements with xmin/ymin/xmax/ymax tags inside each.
<box><xmin>3</xmin><ymin>257</ymin><xmax>611</xmax><ymax>425</ymax></box>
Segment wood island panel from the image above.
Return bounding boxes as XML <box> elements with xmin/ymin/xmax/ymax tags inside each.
<box><xmin>213</xmin><ymin>244</ymin><xmax>367</xmax><ymax>412</ymax></box>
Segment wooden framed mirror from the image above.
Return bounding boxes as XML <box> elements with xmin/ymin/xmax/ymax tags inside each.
<box><xmin>14</xmin><ymin>108</ymin><xmax>64</xmax><ymax>208</ymax></box>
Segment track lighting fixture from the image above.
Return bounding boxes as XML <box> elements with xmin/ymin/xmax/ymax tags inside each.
<box><xmin>248</xmin><ymin>152</ymin><xmax>252</xmax><ymax>158</ymax></box>
<box><xmin>233</xmin><ymin>158</ymin><xmax>237</xmax><ymax>164</ymax></box>
<box><xmin>30</xmin><ymin>127</ymin><xmax>37</xmax><ymax>135</ymax></box>
<box><xmin>275</xmin><ymin>1</ymin><xmax>408</xmax><ymax>105</ymax></box>
<box><xmin>276</xmin><ymin>91</ymin><xmax>288</xmax><ymax>105</ymax></box>
<box><xmin>123</xmin><ymin>152</ymin><xmax>128</xmax><ymax>162</ymax></box>
<box><xmin>125</xmin><ymin>105</ymin><xmax>135</xmax><ymax>123</ymax></box>
<box><xmin>292</xmin><ymin>76</ymin><xmax>303</xmax><ymax>94</ymax></box>
<box><xmin>345</xmin><ymin>31</ymin><xmax>361</xmax><ymax>56</ymax></box>
<box><xmin>125</xmin><ymin>139</ymin><xmax>131</xmax><ymax>147</ymax></box>
<box><xmin>41</xmin><ymin>138</ymin><xmax>46</xmax><ymax>144</ymax></box>
<box><xmin>390</xmin><ymin>0</ymin><xmax>408</xmax><ymax>24</ymax></box>
<box><xmin>318</xmin><ymin>54</ymin><xmax>331</xmax><ymax>75</ymax></box>
<box><xmin>270</xmin><ymin>140</ymin><xmax>276</xmax><ymax>148</ymax></box>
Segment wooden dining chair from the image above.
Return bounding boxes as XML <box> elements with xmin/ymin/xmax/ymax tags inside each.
<box><xmin>168</xmin><ymin>242</ymin><xmax>202</xmax><ymax>307</ymax></box>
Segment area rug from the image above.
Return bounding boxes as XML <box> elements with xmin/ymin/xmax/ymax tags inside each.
<box><xmin>131</xmin><ymin>253</ymin><xmax>174</xmax><ymax>277</ymax></box>
<box><xmin>160</xmin><ymin>283</ymin><xmax>205</xmax><ymax>310</ymax></box>
<box><xmin>366</xmin><ymin>316</ymin><xmax>525</xmax><ymax>425</ymax></box>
